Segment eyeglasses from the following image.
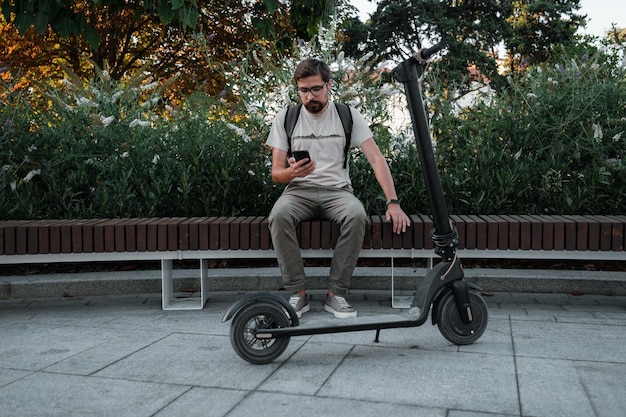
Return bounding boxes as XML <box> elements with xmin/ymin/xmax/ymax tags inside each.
<box><xmin>296</xmin><ymin>82</ymin><xmax>328</xmax><ymax>97</ymax></box>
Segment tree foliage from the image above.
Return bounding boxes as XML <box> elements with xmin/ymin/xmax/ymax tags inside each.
<box><xmin>0</xmin><ymin>0</ymin><xmax>295</xmax><ymax>99</ymax></box>
<box><xmin>361</xmin><ymin>0</ymin><xmax>586</xmax><ymax>90</ymax></box>
<box><xmin>507</xmin><ymin>0</ymin><xmax>585</xmax><ymax>71</ymax></box>
<box><xmin>1</xmin><ymin>1</ymin><xmax>219</xmax><ymax>48</ymax></box>
<box><xmin>365</xmin><ymin>0</ymin><xmax>514</xmax><ymax>89</ymax></box>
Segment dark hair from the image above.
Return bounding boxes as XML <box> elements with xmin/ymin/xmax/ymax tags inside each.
<box><xmin>294</xmin><ymin>59</ymin><xmax>331</xmax><ymax>83</ymax></box>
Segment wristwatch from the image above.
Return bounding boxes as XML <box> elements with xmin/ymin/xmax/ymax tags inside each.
<box><xmin>386</xmin><ymin>199</ymin><xmax>400</xmax><ymax>208</ymax></box>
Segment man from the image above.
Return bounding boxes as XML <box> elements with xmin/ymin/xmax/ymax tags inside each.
<box><xmin>267</xmin><ymin>58</ymin><xmax>410</xmax><ymax>319</ymax></box>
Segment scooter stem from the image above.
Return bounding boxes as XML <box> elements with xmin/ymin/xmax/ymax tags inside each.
<box><xmin>392</xmin><ymin>56</ymin><xmax>458</xmax><ymax>261</ymax></box>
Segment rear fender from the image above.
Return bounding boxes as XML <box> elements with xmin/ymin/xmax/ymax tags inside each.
<box><xmin>222</xmin><ymin>292</ymin><xmax>299</xmax><ymax>326</ymax></box>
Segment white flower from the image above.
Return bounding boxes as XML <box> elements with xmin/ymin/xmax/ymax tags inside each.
<box><xmin>592</xmin><ymin>123</ymin><xmax>603</xmax><ymax>140</ymax></box>
<box><xmin>111</xmin><ymin>91</ymin><xmax>124</xmax><ymax>103</ymax></box>
<box><xmin>85</xmin><ymin>158</ymin><xmax>94</xmax><ymax>165</ymax></box>
<box><xmin>152</xmin><ymin>155</ymin><xmax>160</xmax><ymax>164</ymax></box>
<box><xmin>226</xmin><ymin>123</ymin><xmax>251</xmax><ymax>142</ymax></box>
<box><xmin>527</xmin><ymin>93</ymin><xmax>538</xmax><ymax>100</ymax></box>
<box><xmin>129</xmin><ymin>119</ymin><xmax>150</xmax><ymax>128</ymax></box>
<box><xmin>23</xmin><ymin>169</ymin><xmax>41</xmax><ymax>183</ymax></box>
<box><xmin>120</xmin><ymin>151</ymin><xmax>129</xmax><ymax>158</ymax></box>
<box><xmin>612</xmin><ymin>133</ymin><xmax>622</xmax><ymax>142</ymax></box>
<box><xmin>140</xmin><ymin>82</ymin><xmax>159</xmax><ymax>91</ymax></box>
<box><xmin>358</xmin><ymin>51</ymin><xmax>374</xmax><ymax>64</ymax></box>
<box><xmin>2</xmin><ymin>165</ymin><xmax>11</xmax><ymax>172</ymax></box>
<box><xmin>76</xmin><ymin>97</ymin><xmax>99</xmax><ymax>108</ymax></box>
<box><xmin>140</xmin><ymin>97</ymin><xmax>159</xmax><ymax>108</ymax></box>
<box><xmin>100</xmin><ymin>115</ymin><xmax>115</xmax><ymax>127</ymax></box>
<box><xmin>10</xmin><ymin>181</ymin><xmax>16</xmax><ymax>191</ymax></box>
<box><xmin>28</xmin><ymin>144</ymin><xmax>37</xmax><ymax>152</ymax></box>
<box><xmin>514</xmin><ymin>149</ymin><xmax>522</xmax><ymax>160</ymax></box>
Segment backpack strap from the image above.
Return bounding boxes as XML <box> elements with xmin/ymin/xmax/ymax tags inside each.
<box><xmin>283</xmin><ymin>102</ymin><xmax>353</xmax><ymax>169</ymax></box>
<box><xmin>334</xmin><ymin>102</ymin><xmax>353</xmax><ymax>169</ymax></box>
<box><xmin>284</xmin><ymin>104</ymin><xmax>302</xmax><ymax>158</ymax></box>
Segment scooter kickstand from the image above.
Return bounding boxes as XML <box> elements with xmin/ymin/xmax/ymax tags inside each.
<box><xmin>374</xmin><ymin>329</ymin><xmax>381</xmax><ymax>343</ymax></box>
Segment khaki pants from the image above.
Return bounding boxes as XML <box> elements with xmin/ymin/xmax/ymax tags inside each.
<box><xmin>268</xmin><ymin>184</ymin><xmax>368</xmax><ymax>295</ymax></box>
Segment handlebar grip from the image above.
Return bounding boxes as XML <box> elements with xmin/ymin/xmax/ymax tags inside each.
<box><xmin>416</xmin><ymin>42</ymin><xmax>447</xmax><ymax>62</ymax></box>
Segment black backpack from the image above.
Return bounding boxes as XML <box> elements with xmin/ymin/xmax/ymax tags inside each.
<box><xmin>284</xmin><ymin>102</ymin><xmax>353</xmax><ymax>169</ymax></box>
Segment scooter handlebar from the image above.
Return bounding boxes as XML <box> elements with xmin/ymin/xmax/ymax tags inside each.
<box><xmin>414</xmin><ymin>42</ymin><xmax>447</xmax><ymax>62</ymax></box>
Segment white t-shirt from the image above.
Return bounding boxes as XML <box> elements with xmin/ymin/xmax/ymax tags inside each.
<box><xmin>266</xmin><ymin>102</ymin><xmax>373</xmax><ymax>190</ymax></box>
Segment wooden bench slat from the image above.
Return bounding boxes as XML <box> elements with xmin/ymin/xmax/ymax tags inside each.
<box><xmin>509</xmin><ymin>215</ymin><xmax>531</xmax><ymax>250</ymax></box>
<box><xmin>606</xmin><ymin>215</ymin><xmax>625</xmax><ymax>251</ymax></box>
<box><xmin>260</xmin><ymin>218</ymin><xmax>271</xmax><ymax>250</ymax></box>
<box><xmin>249</xmin><ymin>216</ymin><xmax>263</xmax><ymax>250</ymax></box>
<box><xmin>480</xmin><ymin>215</ymin><xmax>499</xmax><ymax>250</ymax></box>
<box><xmin>381</xmin><ymin>217</ymin><xmax>393</xmax><ymax>249</ymax></box>
<box><xmin>419</xmin><ymin>214</ymin><xmax>433</xmax><ymax>249</ymax></box>
<box><xmin>320</xmin><ymin>219</ymin><xmax>332</xmax><ymax>250</ymax></box>
<box><xmin>370</xmin><ymin>215</ymin><xmax>382</xmax><ymax>249</ymax></box>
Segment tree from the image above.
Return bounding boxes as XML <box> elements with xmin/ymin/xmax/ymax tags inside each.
<box><xmin>1</xmin><ymin>0</ymin><xmax>201</xmax><ymax>50</ymax></box>
<box><xmin>339</xmin><ymin>16</ymin><xmax>370</xmax><ymax>57</ymax></box>
<box><xmin>363</xmin><ymin>0</ymin><xmax>586</xmax><ymax>89</ymax></box>
<box><xmin>506</xmin><ymin>0</ymin><xmax>585</xmax><ymax>71</ymax></box>
<box><xmin>0</xmin><ymin>1</ymin><xmax>295</xmax><ymax>99</ymax></box>
<box><xmin>366</xmin><ymin>0</ymin><xmax>514</xmax><ymax>89</ymax></box>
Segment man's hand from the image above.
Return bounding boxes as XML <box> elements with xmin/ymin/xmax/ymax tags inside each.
<box><xmin>288</xmin><ymin>157</ymin><xmax>316</xmax><ymax>178</ymax></box>
<box><xmin>386</xmin><ymin>204</ymin><xmax>410</xmax><ymax>234</ymax></box>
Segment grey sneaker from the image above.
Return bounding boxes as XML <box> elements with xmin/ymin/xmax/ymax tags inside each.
<box><xmin>289</xmin><ymin>293</ymin><xmax>310</xmax><ymax>318</ymax></box>
<box><xmin>324</xmin><ymin>295</ymin><xmax>357</xmax><ymax>318</ymax></box>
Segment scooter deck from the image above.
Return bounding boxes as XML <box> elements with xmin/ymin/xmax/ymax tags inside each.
<box><xmin>256</xmin><ymin>307</ymin><xmax>425</xmax><ymax>339</ymax></box>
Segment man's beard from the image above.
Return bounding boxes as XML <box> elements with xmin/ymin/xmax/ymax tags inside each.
<box><xmin>304</xmin><ymin>99</ymin><xmax>327</xmax><ymax>114</ymax></box>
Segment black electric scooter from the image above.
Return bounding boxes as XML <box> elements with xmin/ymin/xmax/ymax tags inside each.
<box><xmin>222</xmin><ymin>43</ymin><xmax>489</xmax><ymax>364</ymax></box>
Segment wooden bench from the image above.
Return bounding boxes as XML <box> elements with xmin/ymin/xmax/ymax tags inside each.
<box><xmin>1</xmin><ymin>215</ymin><xmax>624</xmax><ymax>309</ymax></box>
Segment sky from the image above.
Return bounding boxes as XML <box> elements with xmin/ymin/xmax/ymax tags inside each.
<box><xmin>349</xmin><ymin>0</ymin><xmax>626</xmax><ymax>38</ymax></box>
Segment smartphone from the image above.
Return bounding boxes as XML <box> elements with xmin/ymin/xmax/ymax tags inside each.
<box><xmin>292</xmin><ymin>150</ymin><xmax>311</xmax><ymax>164</ymax></box>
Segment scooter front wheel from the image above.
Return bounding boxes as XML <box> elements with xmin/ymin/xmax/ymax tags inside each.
<box><xmin>437</xmin><ymin>290</ymin><xmax>488</xmax><ymax>345</ymax></box>
<box><xmin>230</xmin><ymin>302</ymin><xmax>291</xmax><ymax>364</ymax></box>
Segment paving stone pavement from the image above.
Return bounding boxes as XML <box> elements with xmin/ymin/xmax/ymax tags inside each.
<box><xmin>1</xmin><ymin>289</ymin><xmax>625</xmax><ymax>417</ymax></box>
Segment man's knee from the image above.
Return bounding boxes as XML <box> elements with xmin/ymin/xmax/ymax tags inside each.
<box><xmin>343</xmin><ymin>201</ymin><xmax>368</xmax><ymax>224</ymax></box>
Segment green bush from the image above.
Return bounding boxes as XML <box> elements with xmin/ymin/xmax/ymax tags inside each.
<box><xmin>1</xmin><ymin>33</ymin><xmax>625</xmax><ymax>220</ymax></box>
<box><xmin>432</xmin><ymin>46</ymin><xmax>626</xmax><ymax>215</ymax></box>
<box><xmin>0</xmin><ymin>68</ymin><xmax>278</xmax><ymax>219</ymax></box>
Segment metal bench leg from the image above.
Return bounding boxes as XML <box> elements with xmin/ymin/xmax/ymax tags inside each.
<box><xmin>161</xmin><ymin>258</ymin><xmax>209</xmax><ymax>311</ymax></box>
<box><xmin>161</xmin><ymin>259</ymin><xmax>174</xmax><ymax>310</ymax></box>
<box><xmin>200</xmin><ymin>259</ymin><xmax>209</xmax><ymax>307</ymax></box>
<box><xmin>391</xmin><ymin>257</ymin><xmax>413</xmax><ymax>308</ymax></box>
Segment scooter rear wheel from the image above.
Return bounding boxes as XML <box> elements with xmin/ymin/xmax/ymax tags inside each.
<box><xmin>437</xmin><ymin>290</ymin><xmax>488</xmax><ymax>345</ymax></box>
<box><xmin>230</xmin><ymin>302</ymin><xmax>291</xmax><ymax>364</ymax></box>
